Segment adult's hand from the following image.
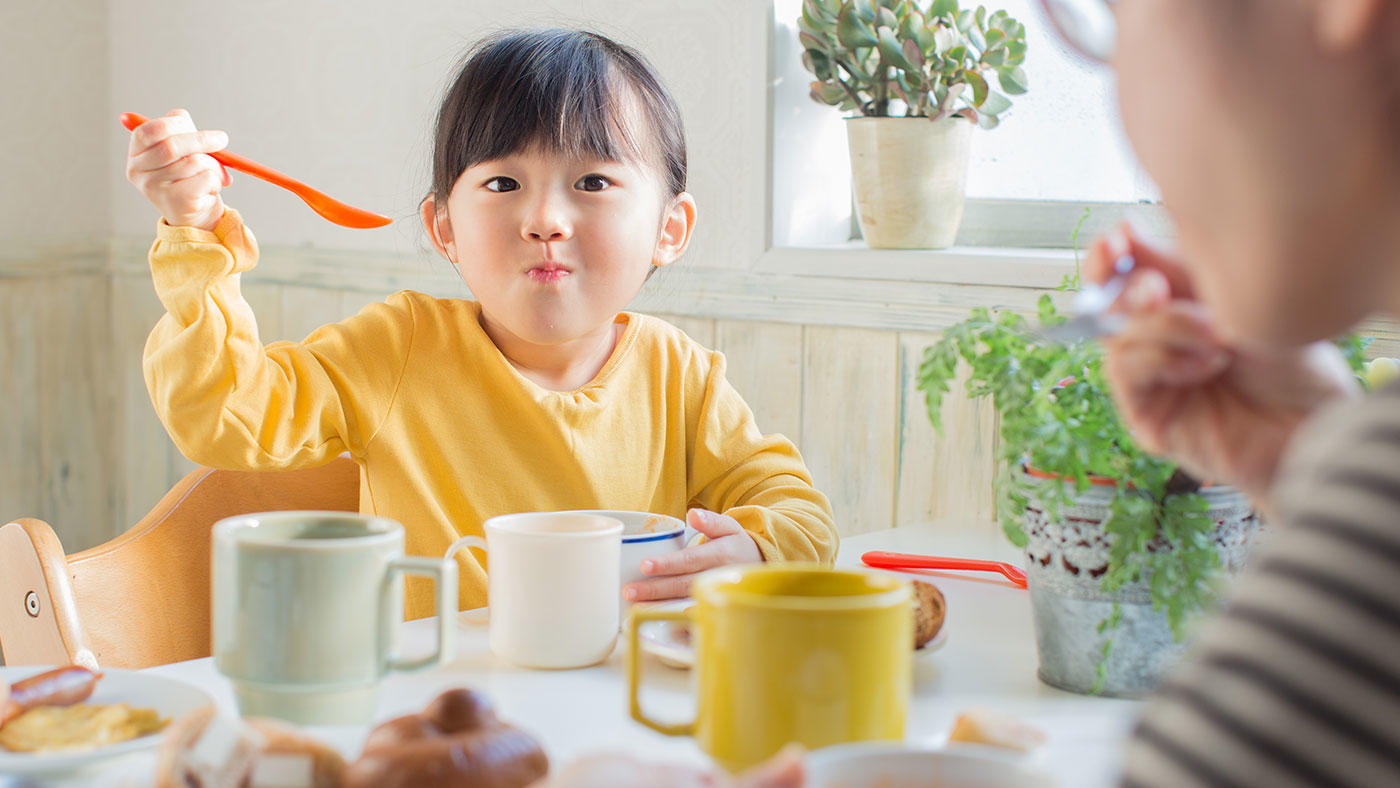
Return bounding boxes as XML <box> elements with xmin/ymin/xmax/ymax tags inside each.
<box><xmin>530</xmin><ymin>746</ymin><xmax>804</xmax><ymax>788</ymax></box>
<box><xmin>1087</xmin><ymin>229</ymin><xmax>1359</xmax><ymax>505</ymax></box>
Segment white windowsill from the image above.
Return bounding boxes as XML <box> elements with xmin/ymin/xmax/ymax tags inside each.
<box><xmin>756</xmin><ymin>243</ymin><xmax>1078</xmax><ymax>289</ymax></box>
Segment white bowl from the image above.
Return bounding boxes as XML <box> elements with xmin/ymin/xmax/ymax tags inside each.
<box><xmin>805</xmin><ymin>742</ymin><xmax>1057</xmax><ymax>788</ymax></box>
<box><xmin>556</xmin><ymin>509</ymin><xmax>690</xmax><ymax>591</ymax></box>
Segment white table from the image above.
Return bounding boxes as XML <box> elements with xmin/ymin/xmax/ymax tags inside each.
<box><xmin>55</xmin><ymin>522</ymin><xmax>1140</xmax><ymax>787</ymax></box>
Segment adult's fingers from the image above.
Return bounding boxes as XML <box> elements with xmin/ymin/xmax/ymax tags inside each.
<box><xmin>1103</xmin><ymin>306</ymin><xmax>1229</xmax><ymax>392</ymax></box>
<box><xmin>1083</xmin><ymin>227</ymin><xmax>1197</xmax><ymax>301</ymax></box>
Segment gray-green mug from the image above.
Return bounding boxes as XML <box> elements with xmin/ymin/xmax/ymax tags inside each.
<box><xmin>212</xmin><ymin>511</ymin><xmax>457</xmax><ymax>724</ymax></box>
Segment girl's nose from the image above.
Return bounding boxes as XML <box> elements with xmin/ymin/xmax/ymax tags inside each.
<box><xmin>522</xmin><ymin>192</ymin><xmax>573</xmax><ymax>242</ymax></box>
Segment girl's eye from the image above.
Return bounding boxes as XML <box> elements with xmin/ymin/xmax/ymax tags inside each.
<box><xmin>484</xmin><ymin>176</ymin><xmax>519</xmax><ymax>193</ymax></box>
<box><xmin>576</xmin><ymin>174</ymin><xmax>612</xmax><ymax>192</ymax></box>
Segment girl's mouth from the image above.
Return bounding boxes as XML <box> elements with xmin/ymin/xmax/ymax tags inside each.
<box><xmin>528</xmin><ymin>264</ymin><xmax>570</xmax><ymax>284</ymax></box>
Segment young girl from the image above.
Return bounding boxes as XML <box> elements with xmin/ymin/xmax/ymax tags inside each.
<box><xmin>124</xmin><ymin>28</ymin><xmax>837</xmax><ymax>619</ymax></box>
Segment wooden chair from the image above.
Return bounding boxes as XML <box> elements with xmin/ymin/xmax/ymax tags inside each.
<box><xmin>0</xmin><ymin>456</ymin><xmax>358</xmax><ymax>670</ymax></box>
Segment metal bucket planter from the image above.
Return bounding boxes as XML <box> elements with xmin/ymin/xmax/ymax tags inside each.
<box><xmin>1022</xmin><ymin>479</ymin><xmax>1262</xmax><ymax>697</ymax></box>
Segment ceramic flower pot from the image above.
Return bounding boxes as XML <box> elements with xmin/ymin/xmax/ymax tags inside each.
<box><xmin>845</xmin><ymin>116</ymin><xmax>972</xmax><ymax>249</ymax></box>
<box><xmin>1019</xmin><ymin>475</ymin><xmax>1263</xmax><ymax>697</ymax></box>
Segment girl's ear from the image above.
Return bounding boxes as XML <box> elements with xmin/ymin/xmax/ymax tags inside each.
<box><xmin>652</xmin><ymin>192</ymin><xmax>697</xmax><ymax>268</ymax></box>
<box><xmin>1314</xmin><ymin>0</ymin><xmax>1389</xmax><ymax>50</ymax></box>
<box><xmin>420</xmin><ymin>195</ymin><xmax>458</xmax><ymax>264</ymax></box>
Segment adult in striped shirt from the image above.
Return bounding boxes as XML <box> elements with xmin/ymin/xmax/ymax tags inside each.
<box><xmin>1073</xmin><ymin>0</ymin><xmax>1400</xmax><ymax>785</ymax></box>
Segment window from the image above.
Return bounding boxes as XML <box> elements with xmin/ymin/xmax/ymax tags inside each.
<box><xmin>768</xmin><ymin>0</ymin><xmax>1168</xmax><ymax>258</ymax></box>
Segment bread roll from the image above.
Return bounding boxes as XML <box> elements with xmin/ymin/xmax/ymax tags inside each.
<box><xmin>344</xmin><ymin>688</ymin><xmax>548</xmax><ymax>788</ymax></box>
<box><xmin>912</xmin><ymin>580</ymin><xmax>946</xmax><ymax>649</ymax></box>
<box><xmin>155</xmin><ymin>706</ymin><xmax>345</xmax><ymax>788</ymax></box>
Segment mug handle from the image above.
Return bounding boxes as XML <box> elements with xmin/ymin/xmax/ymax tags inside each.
<box><xmin>385</xmin><ymin>555</ymin><xmax>458</xmax><ymax>671</ymax></box>
<box><xmin>627</xmin><ymin>606</ymin><xmax>697</xmax><ymax>737</ymax></box>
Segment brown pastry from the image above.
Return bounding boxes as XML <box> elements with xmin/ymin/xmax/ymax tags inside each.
<box><xmin>155</xmin><ymin>705</ymin><xmax>345</xmax><ymax>788</ymax></box>
<box><xmin>344</xmin><ymin>688</ymin><xmax>549</xmax><ymax>788</ymax></box>
<box><xmin>912</xmin><ymin>580</ymin><xmax>946</xmax><ymax>649</ymax></box>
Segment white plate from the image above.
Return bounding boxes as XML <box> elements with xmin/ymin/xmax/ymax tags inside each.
<box><xmin>634</xmin><ymin>600</ymin><xmax>949</xmax><ymax>670</ymax></box>
<box><xmin>806</xmin><ymin>742</ymin><xmax>1055</xmax><ymax>787</ymax></box>
<box><xmin>0</xmin><ymin>666</ymin><xmax>213</xmax><ymax>775</ymax></box>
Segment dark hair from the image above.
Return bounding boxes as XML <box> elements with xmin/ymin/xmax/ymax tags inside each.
<box><xmin>429</xmin><ymin>29</ymin><xmax>687</xmax><ymax>204</ymax></box>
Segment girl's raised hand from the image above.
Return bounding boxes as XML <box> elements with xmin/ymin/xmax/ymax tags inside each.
<box><xmin>1089</xmin><ymin>228</ymin><xmax>1359</xmax><ymax>505</ymax></box>
<box><xmin>623</xmin><ymin>508</ymin><xmax>763</xmax><ymax>603</ymax></box>
<box><xmin>125</xmin><ymin>109</ymin><xmax>231</xmax><ymax>231</ymax></box>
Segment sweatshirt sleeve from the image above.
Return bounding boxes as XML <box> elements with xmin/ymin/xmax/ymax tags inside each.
<box><xmin>688</xmin><ymin>351</ymin><xmax>838</xmax><ymax>564</ymax></box>
<box><xmin>142</xmin><ymin>209</ymin><xmax>413</xmax><ymax>470</ymax></box>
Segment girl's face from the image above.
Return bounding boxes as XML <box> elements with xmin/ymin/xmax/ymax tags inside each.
<box><xmin>1114</xmin><ymin>0</ymin><xmax>1397</xmax><ymax>346</ymax></box>
<box><xmin>424</xmin><ymin>147</ymin><xmax>694</xmax><ymax>351</ymax></box>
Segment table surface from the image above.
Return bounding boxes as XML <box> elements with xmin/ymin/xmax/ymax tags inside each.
<box><xmin>34</xmin><ymin>521</ymin><xmax>1140</xmax><ymax>787</ymax></box>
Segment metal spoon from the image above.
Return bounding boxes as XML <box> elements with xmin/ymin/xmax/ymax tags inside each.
<box><xmin>120</xmin><ymin>112</ymin><xmax>391</xmax><ymax>229</ymax></box>
<box><xmin>1036</xmin><ymin>253</ymin><xmax>1136</xmax><ymax>343</ymax></box>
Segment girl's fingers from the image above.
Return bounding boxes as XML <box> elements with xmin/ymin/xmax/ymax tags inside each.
<box><xmin>132</xmin><ymin>130</ymin><xmax>229</xmax><ymax>172</ymax></box>
<box><xmin>624</xmin><ymin>572</ymin><xmax>698</xmax><ymax>602</ymax></box>
<box><xmin>641</xmin><ymin>538</ymin><xmax>730</xmax><ymax>577</ymax></box>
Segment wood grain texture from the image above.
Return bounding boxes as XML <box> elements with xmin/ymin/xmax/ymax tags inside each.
<box><xmin>38</xmin><ymin>275</ymin><xmax>113</xmax><ymax>552</ymax></box>
<box><xmin>714</xmin><ymin>320</ymin><xmax>804</xmax><ymax>445</ymax></box>
<box><xmin>801</xmin><ymin>326</ymin><xmax>899</xmax><ymax>536</ymax></box>
<box><xmin>895</xmin><ymin>332</ymin><xmax>999</xmax><ymax>534</ymax></box>
<box><xmin>0</xmin><ymin>278</ymin><xmax>43</xmax><ymax>528</ymax></box>
<box><xmin>109</xmin><ymin>273</ymin><xmax>174</xmax><ymax>528</ymax></box>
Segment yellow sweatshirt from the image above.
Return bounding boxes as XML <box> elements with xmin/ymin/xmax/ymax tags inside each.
<box><xmin>143</xmin><ymin>210</ymin><xmax>837</xmax><ymax>618</ymax></box>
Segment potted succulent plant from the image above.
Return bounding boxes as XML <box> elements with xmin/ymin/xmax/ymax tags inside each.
<box><xmin>916</xmin><ymin>229</ymin><xmax>1372</xmax><ymax>696</ymax></box>
<box><xmin>798</xmin><ymin>0</ymin><xmax>1028</xmax><ymax>249</ymax></box>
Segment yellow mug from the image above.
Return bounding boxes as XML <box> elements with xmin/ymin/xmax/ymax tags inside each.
<box><xmin>628</xmin><ymin>564</ymin><xmax>913</xmax><ymax>773</ymax></box>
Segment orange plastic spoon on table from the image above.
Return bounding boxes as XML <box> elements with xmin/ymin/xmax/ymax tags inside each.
<box><xmin>862</xmin><ymin>551</ymin><xmax>1029</xmax><ymax>589</ymax></box>
<box><xmin>120</xmin><ymin>112</ymin><xmax>392</xmax><ymax>229</ymax></box>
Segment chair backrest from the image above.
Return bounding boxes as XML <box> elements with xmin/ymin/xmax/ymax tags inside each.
<box><xmin>0</xmin><ymin>456</ymin><xmax>359</xmax><ymax>669</ymax></box>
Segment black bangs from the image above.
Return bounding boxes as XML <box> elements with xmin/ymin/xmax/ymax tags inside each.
<box><xmin>431</xmin><ymin>29</ymin><xmax>686</xmax><ymax>202</ymax></box>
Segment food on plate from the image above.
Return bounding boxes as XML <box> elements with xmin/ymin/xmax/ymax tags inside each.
<box><xmin>0</xmin><ymin>665</ymin><xmax>164</xmax><ymax>754</ymax></box>
<box><xmin>947</xmin><ymin>708</ymin><xmax>1046</xmax><ymax>753</ymax></box>
<box><xmin>912</xmin><ymin>580</ymin><xmax>945</xmax><ymax>650</ymax></box>
<box><xmin>0</xmin><ymin>702</ymin><xmax>165</xmax><ymax>753</ymax></box>
<box><xmin>344</xmin><ymin>687</ymin><xmax>548</xmax><ymax>788</ymax></box>
<box><xmin>0</xmin><ymin>665</ymin><xmax>102</xmax><ymax>728</ymax></box>
<box><xmin>155</xmin><ymin>705</ymin><xmax>345</xmax><ymax>788</ymax></box>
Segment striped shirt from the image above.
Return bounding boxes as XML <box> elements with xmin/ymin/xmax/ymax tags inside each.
<box><xmin>1120</xmin><ymin>384</ymin><xmax>1400</xmax><ymax>788</ymax></box>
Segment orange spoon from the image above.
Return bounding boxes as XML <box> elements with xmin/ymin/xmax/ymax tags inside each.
<box><xmin>862</xmin><ymin>551</ymin><xmax>1029</xmax><ymax>588</ymax></box>
<box><xmin>120</xmin><ymin>112</ymin><xmax>391</xmax><ymax>229</ymax></box>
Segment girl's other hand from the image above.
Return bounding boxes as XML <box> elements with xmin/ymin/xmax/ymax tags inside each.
<box><xmin>125</xmin><ymin>109</ymin><xmax>231</xmax><ymax>231</ymax></box>
<box><xmin>1088</xmin><ymin>228</ymin><xmax>1359</xmax><ymax>504</ymax></box>
<box><xmin>623</xmin><ymin>508</ymin><xmax>762</xmax><ymax>602</ymax></box>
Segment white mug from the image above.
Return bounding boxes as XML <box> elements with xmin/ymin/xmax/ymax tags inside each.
<box><xmin>555</xmin><ymin>510</ymin><xmax>695</xmax><ymax>615</ymax></box>
<box><xmin>447</xmin><ymin>512</ymin><xmax>623</xmax><ymax>669</ymax></box>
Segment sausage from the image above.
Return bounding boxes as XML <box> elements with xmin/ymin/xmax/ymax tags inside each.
<box><xmin>0</xmin><ymin>665</ymin><xmax>101</xmax><ymax>727</ymax></box>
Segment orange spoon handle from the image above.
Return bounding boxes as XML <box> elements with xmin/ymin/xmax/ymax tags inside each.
<box><xmin>862</xmin><ymin>551</ymin><xmax>1029</xmax><ymax>588</ymax></box>
<box><xmin>120</xmin><ymin>112</ymin><xmax>391</xmax><ymax>229</ymax></box>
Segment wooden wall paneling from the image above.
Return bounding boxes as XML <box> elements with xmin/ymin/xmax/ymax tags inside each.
<box><xmin>0</xmin><ymin>278</ymin><xmax>44</xmax><ymax>526</ymax></box>
<box><xmin>801</xmin><ymin>326</ymin><xmax>898</xmax><ymax>536</ymax></box>
<box><xmin>657</xmin><ymin>313</ymin><xmax>716</xmax><ymax>348</ymax></box>
<box><xmin>241</xmin><ymin>279</ymin><xmax>284</xmax><ymax>345</ymax></box>
<box><xmin>278</xmin><ymin>285</ymin><xmax>347</xmax><ymax>344</ymax></box>
<box><xmin>37</xmin><ymin>275</ymin><xmax>113</xmax><ymax>551</ymax></box>
<box><xmin>713</xmin><ymin>320</ymin><xmax>804</xmax><ymax>445</ymax></box>
<box><xmin>109</xmin><ymin>273</ymin><xmax>175</xmax><ymax>529</ymax></box>
<box><xmin>894</xmin><ymin>332</ymin><xmax>999</xmax><ymax>533</ymax></box>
